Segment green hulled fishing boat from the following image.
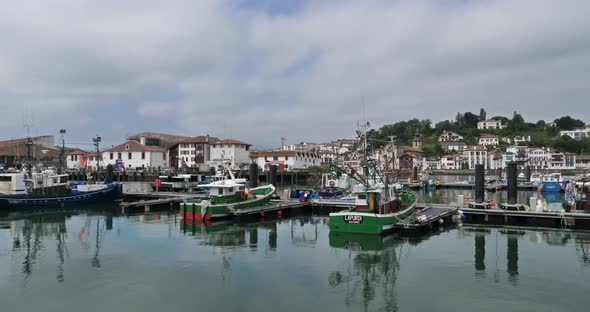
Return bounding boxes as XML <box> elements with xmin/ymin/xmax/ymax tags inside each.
<box><xmin>180</xmin><ymin>170</ymin><xmax>275</xmax><ymax>220</ymax></box>
<box><xmin>329</xmin><ymin>188</ymin><xmax>417</xmax><ymax>235</ymax></box>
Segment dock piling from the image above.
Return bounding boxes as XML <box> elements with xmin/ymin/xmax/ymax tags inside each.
<box><xmin>507</xmin><ymin>161</ymin><xmax>518</xmax><ymax>205</ymax></box>
<box><xmin>270</xmin><ymin>165</ymin><xmax>278</xmax><ymax>187</ymax></box>
<box><xmin>475</xmin><ymin>164</ymin><xmax>485</xmax><ymax>203</ymax></box>
<box><xmin>249</xmin><ymin>163</ymin><xmax>259</xmax><ymax>188</ymax></box>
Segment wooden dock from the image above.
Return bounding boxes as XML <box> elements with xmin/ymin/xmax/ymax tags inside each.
<box><xmin>460</xmin><ymin>206</ymin><xmax>590</xmax><ymax>230</ymax></box>
<box><xmin>120</xmin><ymin>191</ymin><xmax>206</xmax><ymax>210</ymax></box>
<box><xmin>395</xmin><ymin>206</ymin><xmax>458</xmax><ymax>231</ymax></box>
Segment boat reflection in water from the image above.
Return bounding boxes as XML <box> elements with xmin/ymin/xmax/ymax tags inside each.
<box><xmin>2</xmin><ymin>207</ymin><xmax>117</xmax><ymax>282</ymax></box>
<box><xmin>328</xmin><ymin>232</ymin><xmax>403</xmax><ymax>312</ymax></box>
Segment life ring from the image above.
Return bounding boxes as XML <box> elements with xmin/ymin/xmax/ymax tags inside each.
<box><xmin>329</xmin><ymin>180</ymin><xmax>336</xmax><ymax>187</ymax></box>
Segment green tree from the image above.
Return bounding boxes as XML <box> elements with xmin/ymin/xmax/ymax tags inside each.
<box><xmin>508</xmin><ymin>112</ymin><xmax>525</xmax><ymax>131</ymax></box>
<box><xmin>553</xmin><ymin>116</ymin><xmax>585</xmax><ymax>130</ymax></box>
<box><xmin>479</xmin><ymin>108</ymin><xmax>487</xmax><ymax>121</ymax></box>
<box><xmin>463</xmin><ymin>112</ymin><xmax>479</xmax><ymax>128</ymax></box>
<box><xmin>422</xmin><ymin>142</ymin><xmax>444</xmax><ymax>157</ymax></box>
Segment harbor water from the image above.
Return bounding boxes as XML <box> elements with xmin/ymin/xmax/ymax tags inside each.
<box><xmin>1</xmin><ymin>206</ymin><xmax>589</xmax><ymax>312</ymax></box>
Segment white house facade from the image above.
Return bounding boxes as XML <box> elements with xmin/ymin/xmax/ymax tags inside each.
<box><xmin>477</xmin><ymin>120</ymin><xmax>504</xmax><ymax>130</ymax></box>
<box><xmin>463</xmin><ymin>146</ymin><xmax>488</xmax><ymax>169</ymax></box>
<box><xmin>66</xmin><ymin>150</ymin><xmax>102</xmax><ymax>171</ymax></box>
<box><xmin>440</xmin><ymin>155</ymin><xmax>462</xmax><ymax>170</ymax></box>
<box><xmin>479</xmin><ymin>134</ymin><xmax>499</xmax><ymax>146</ymax></box>
<box><xmin>250</xmin><ymin>150</ymin><xmax>320</xmax><ymax>172</ymax></box>
<box><xmin>209</xmin><ymin>139</ymin><xmax>251</xmax><ymax>168</ymax></box>
<box><xmin>560</xmin><ymin>127</ymin><xmax>590</xmax><ymax>140</ymax></box>
<box><xmin>441</xmin><ymin>142</ymin><xmax>467</xmax><ymax>152</ymax></box>
<box><xmin>174</xmin><ymin>136</ymin><xmax>219</xmax><ymax>170</ymax></box>
<box><xmin>103</xmin><ymin>140</ymin><xmax>167</xmax><ymax>170</ymax></box>
<box><xmin>438</xmin><ymin>131</ymin><xmax>464</xmax><ymax>142</ymax></box>
<box><xmin>487</xmin><ymin>151</ymin><xmax>504</xmax><ymax>170</ymax></box>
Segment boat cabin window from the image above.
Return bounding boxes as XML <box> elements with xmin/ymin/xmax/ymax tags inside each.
<box><xmin>357</xmin><ymin>194</ymin><xmax>366</xmax><ymax>199</ymax></box>
<box><xmin>60</xmin><ymin>176</ymin><xmax>67</xmax><ymax>183</ymax></box>
<box><xmin>53</xmin><ymin>178</ymin><xmax>58</xmax><ymax>183</ymax></box>
<box><xmin>0</xmin><ymin>176</ymin><xmax>12</xmax><ymax>182</ymax></box>
<box><xmin>228</xmin><ymin>187</ymin><xmax>234</xmax><ymax>193</ymax></box>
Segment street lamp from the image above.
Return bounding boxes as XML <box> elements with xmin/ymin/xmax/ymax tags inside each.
<box><xmin>59</xmin><ymin>129</ymin><xmax>66</xmax><ymax>173</ymax></box>
<box><xmin>93</xmin><ymin>136</ymin><xmax>101</xmax><ymax>172</ymax></box>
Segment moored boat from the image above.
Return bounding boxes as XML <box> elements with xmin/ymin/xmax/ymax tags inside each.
<box><xmin>0</xmin><ymin>179</ymin><xmax>123</xmax><ymax>209</ymax></box>
<box><xmin>538</xmin><ymin>173</ymin><xmax>564</xmax><ymax>192</ymax></box>
<box><xmin>329</xmin><ymin>187</ymin><xmax>417</xmax><ymax>235</ymax></box>
<box><xmin>180</xmin><ymin>166</ymin><xmax>275</xmax><ymax>220</ymax></box>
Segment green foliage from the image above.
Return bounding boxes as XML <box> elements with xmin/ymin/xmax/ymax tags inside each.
<box><xmin>491</xmin><ymin>116</ymin><xmax>510</xmax><ymax>125</ymax></box>
<box><xmin>552</xmin><ymin>136</ymin><xmax>590</xmax><ymax>154</ymax></box>
<box><xmin>479</xmin><ymin>108</ymin><xmax>486</xmax><ymax>121</ymax></box>
<box><xmin>365</xmin><ymin>111</ymin><xmax>590</xmax><ymax>157</ymax></box>
<box><xmin>422</xmin><ymin>142</ymin><xmax>444</xmax><ymax>157</ymax></box>
<box><xmin>508</xmin><ymin>112</ymin><xmax>526</xmax><ymax>131</ymax></box>
<box><xmin>554</xmin><ymin>116</ymin><xmax>585</xmax><ymax>130</ymax></box>
<box><xmin>307</xmin><ymin>165</ymin><xmax>330</xmax><ymax>174</ymax></box>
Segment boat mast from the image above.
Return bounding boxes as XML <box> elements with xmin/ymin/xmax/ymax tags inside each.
<box><xmin>93</xmin><ymin>135</ymin><xmax>101</xmax><ymax>180</ymax></box>
<box><xmin>59</xmin><ymin>129</ymin><xmax>66</xmax><ymax>174</ymax></box>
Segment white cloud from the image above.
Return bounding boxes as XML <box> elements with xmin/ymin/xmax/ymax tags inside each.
<box><xmin>0</xmin><ymin>0</ymin><xmax>589</xmax><ymax>148</ymax></box>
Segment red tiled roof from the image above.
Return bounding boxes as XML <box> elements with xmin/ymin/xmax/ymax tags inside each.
<box><xmin>104</xmin><ymin>141</ymin><xmax>166</xmax><ymax>153</ymax></box>
<box><xmin>465</xmin><ymin>145</ymin><xmax>487</xmax><ymax>151</ymax></box>
<box><xmin>66</xmin><ymin>149</ymin><xmax>88</xmax><ymax>155</ymax></box>
<box><xmin>440</xmin><ymin>141</ymin><xmax>466</xmax><ymax>146</ymax></box>
<box><xmin>179</xmin><ymin>136</ymin><xmax>221</xmax><ymax>144</ymax></box>
<box><xmin>221</xmin><ymin>139</ymin><xmax>251</xmax><ymax>146</ymax></box>
<box><xmin>479</xmin><ymin>134</ymin><xmax>499</xmax><ymax>138</ymax></box>
<box><xmin>126</xmin><ymin>132</ymin><xmax>189</xmax><ymax>142</ymax></box>
<box><xmin>250</xmin><ymin>150</ymin><xmax>319</xmax><ymax>158</ymax></box>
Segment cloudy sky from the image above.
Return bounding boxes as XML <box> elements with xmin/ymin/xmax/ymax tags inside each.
<box><xmin>1</xmin><ymin>0</ymin><xmax>589</xmax><ymax>149</ymax></box>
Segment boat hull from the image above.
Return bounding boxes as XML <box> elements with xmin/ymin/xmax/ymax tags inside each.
<box><xmin>180</xmin><ymin>185</ymin><xmax>275</xmax><ymax>220</ymax></box>
<box><xmin>539</xmin><ymin>181</ymin><xmax>561</xmax><ymax>192</ymax></box>
<box><xmin>328</xmin><ymin>204</ymin><xmax>416</xmax><ymax>235</ymax></box>
<box><xmin>0</xmin><ymin>183</ymin><xmax>123</xmax><ymax>209</ymax></box>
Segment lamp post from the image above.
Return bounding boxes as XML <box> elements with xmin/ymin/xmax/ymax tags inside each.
<box><xmin>25</xmin><ymin>137</ymin><xmax>33</xmax><ymax>177</ymax></box>
<box><xmin>59</xmin><ymin>129</ymin><xmax>66</xmax><ymax>174</ymax></box>
<box><xmin>93</xmin><ymin>136</ymin><xmax>101</xmax><ymax>172</ymax></box>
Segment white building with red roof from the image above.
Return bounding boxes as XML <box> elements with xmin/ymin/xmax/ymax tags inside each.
<box><xmin>250</xmin><ymin>150</ymin><xmax>320</xmax><ymax>172</ymax></box>
<box><xmin>209</xmin><ymin>139</ymin><xmax>252</xmax><ymax>168</ymax></box>
<box><xmin>463</xmin><ymin>145</ymin><xmax>488</xmax><ymax>169</ymax></box>
<box><xmin>477</xmin><ymin>120</ymin><xmax>504</xmax><ymax>130</ymax></box>
<box><xmin>478</xmin><ymin>134</ymin><xmax>500</xmax><ymax>146</ymax></box>
<box><xmin>103</xmin><ymin>140</ymin><xmax>167</xmax><ymax>170</ymax></box>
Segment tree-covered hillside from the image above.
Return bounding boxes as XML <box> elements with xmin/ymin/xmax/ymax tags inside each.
<box><xmin>365</xmin><ymin>110</ymin><xmax>589</xmax><ymax>156</ymax></box>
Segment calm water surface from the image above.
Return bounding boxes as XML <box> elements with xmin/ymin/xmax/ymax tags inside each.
<box><xmin>1</xmin><ymin>209</ymin><xmax>589</xmax><ymax>312</ymax></box>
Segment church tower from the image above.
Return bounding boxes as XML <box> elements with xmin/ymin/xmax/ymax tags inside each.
<box><xmin>412</xmin><ymin>129</ymin><xmax>423</xmax><ymax>149</ymax></box>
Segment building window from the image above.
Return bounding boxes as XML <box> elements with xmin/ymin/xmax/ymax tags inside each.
<box><xmin>110</xmin><ymin>153</ymin><xmax>113</xmax><ymax>160</ymax></box>
<box><xmin>118</xmin><ymin>153</ymin><xmax>122</xmax><ymax>160</ymax></box>
<box><xmin>70</xmin><ymin>155</ymin><xmax>74</xmax><ymax>161</ymax></box>
<box><xmin>163</xmin><ymin>153</ymin><xmax>166</xmax><ymax>160</ymax></box>
<box><xmin>273</xmin><ymin>156</ymin><xmax>278</xmax><ymax>161</ymax></box>
<box><xmin>285</xmin><ymin>156</ymin><xmax>289</xmax><ymax>160</ymax></box>
<box><xmin>141</xmin><ymin>152</ymin><xmax>145</xmax><ymax>160</ymax></box>
<box><xmin>125</xmin><ymin>144</ymin><xmax>129</xmax><ymax>150</ymax></box>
